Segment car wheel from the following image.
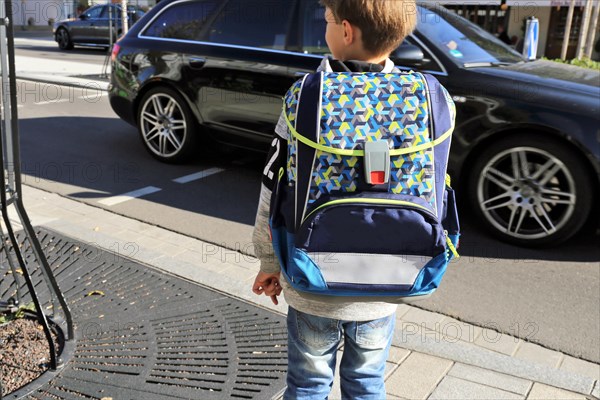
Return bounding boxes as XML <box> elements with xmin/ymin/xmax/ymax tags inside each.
<box><xmin>468</xmin><ymin>134</ymin><xmax>593</xmax><ymax>246</ymax></box>
<box><xmin>137</xmin><ymin>87</ymin><xmax>198</xmax><ymax>163</ymax></box>
<box><xmin>56</xmin><ymin>28</ymin><xmax>74</xmax><ymax>50</ymax></box>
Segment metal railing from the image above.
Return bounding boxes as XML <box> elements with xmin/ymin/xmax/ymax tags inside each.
<box><xmin>0</xmin><ymin>0</ymin><xmax>74</xmax><ymax>396</ymax></box>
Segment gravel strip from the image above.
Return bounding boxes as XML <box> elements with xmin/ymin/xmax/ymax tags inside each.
<box><xmin>0</xmin><ymin>318</ymin><xmax>59</xmax><ymax>396</ymax></box>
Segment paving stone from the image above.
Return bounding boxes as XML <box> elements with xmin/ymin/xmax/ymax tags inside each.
<box><xmin>385</xmin><ymin>352</ymin><xmax>453</xmax><ymax>399</ymax></box>
<box><xmin>388</xmin><ymin>346</ymin><xmax>411</xmax><ymax>364</ymax></box>
<box><xmin>27</xmin><ymin>214</ymin><xmax>59</xmax><ymax>227</ymax></box>
<box><xmin>526</xmin><ymin>383</ymin><xmax>588</xmax><ymax>399</ymax></box>
<box><xmin>592</xmin><ymin>380</ymin><xmax>599</xmax><ymax>398</ymax></box>
<box><xmin>395</xmin><ymin>320</ymin><xmax>435</xmax><ymax>346</ymax></box>
<box><xmin>514</xmin><ymin>342</ymin><xmax>564</xmax><ymax>368</ymax></box>
<box><xmin>385</xmin><ymin>395</ymin><xmax>407</xmax><ymax>400</ymax></box>
<box><xmin>167</xmin><ymin>249</ymin><xmax>233</xmax><ymax>274</ymax></box>
<box><xmin>395</xmin><ymin>304</ymin><xmax>411</xmax><ymax>319</ymax></box>
<box><xmin>448</xmin><ymin>363</ymin><xmax>532</xmax><ymax>395</ymax></box>
<box><xmin>385</xmin><ymin>361</ymin><xmax>399</xmax><ymax>379</ymax></box>
<box><xmin>219</xmin><ymin>263</ymin><xmax>258</xmax><ymax>283</ymax></box>
<box><xmin>438</xmin><ymin>317</ymin><xmax>482</xmax><ymax>343</ymax></box>
<box><xmin>154</xmin><ymin>241</ymin><xmax>188</xmax><ymax>258</ymax></box>
<box><xmin>122</xmin><ymin>232</ymin><xmax>166</xmax><ymax>250</ymax></box>
<box><xmin>559</xmin><ymin>355</ymin><xmax>600</xmax><ymax>382</ymax></box>
<box><xmin>400</xmin><ymin>307</ymin><xmax>446</xmax><ymax>332</ymax></box>
<box><xmin>101</xmin><ymin>211</ymin><xmax>141</xmax><ymax>223</ymax></box>
<box><xmin>474</xmin><ymin>328</ymin><xmax>522</xmax><ymax>356</ymax></box>
<box><xmin>429</xmin><ymin>376</ymin><xmax>523</xmax><ymax>399</ymax></box>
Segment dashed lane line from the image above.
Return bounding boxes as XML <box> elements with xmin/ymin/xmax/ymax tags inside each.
<box><xmin>34</xmin><ymin>99</ymin><xmax>71</xmax><ymax>106</ymax></box>
<box><xmin>172</xmin><ymin>168</ymin><xmax>226</xmax><ymax>184</ymax></box>
<box><xmin>98</xmin><ymin>186</ymin><xmax>162</xmax><ymax>206</ymax></box>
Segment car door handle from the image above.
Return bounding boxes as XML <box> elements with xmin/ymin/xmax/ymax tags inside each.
<box><xmin>188</xmin><ymin>57</ymin><xmax>206</xmax><ymax>69</ymax></box>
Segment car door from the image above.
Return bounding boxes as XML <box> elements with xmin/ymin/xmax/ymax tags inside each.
<box><xmin>180</xmin><ymin>0</ymin><xmax>299</xmax><ymax>148</ymax></box>
<box><xmin>71</xmin><ymin>5</ymin><xmax>104</xmax><ymax>43</ymax></box>
<box><xmin>94</xmin><ymin>5</ymin><xmax>120</xmax><ymax>45</ymax></box>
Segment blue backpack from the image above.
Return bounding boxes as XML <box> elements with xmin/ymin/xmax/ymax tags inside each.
<box><xmin>269</xmin><ymin>70</ymin><xmax>460</xmax><ymax>299</ymax></box>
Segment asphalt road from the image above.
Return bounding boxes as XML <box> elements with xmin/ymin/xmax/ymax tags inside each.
<box><xmin>12</xmin><ymin>37</ymin><xmax>600</xmax><ymax>364</ymax></box>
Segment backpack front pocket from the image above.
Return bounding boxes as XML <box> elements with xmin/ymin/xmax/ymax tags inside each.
<box><xmin>291</xmin><ymin>196</ymin><xmax>446</xmax><ymax>293</ymax></box>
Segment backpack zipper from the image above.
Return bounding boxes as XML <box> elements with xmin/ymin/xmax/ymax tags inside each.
<box><xmin>301</xmin><ymin>198</ymin><xmax>437</xmax><ymax>226</ymax></box>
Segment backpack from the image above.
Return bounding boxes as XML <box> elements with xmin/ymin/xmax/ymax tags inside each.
<box><xmin>269</xmin><ymin>70</ymin><xmax>460</xmax><ymax>299</ymax></box>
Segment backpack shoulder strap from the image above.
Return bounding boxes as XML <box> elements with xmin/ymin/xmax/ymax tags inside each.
<box><xmin>283</xmin><ymin>72</ymin><xmax>323</xmax><ymax>230</ymax></box>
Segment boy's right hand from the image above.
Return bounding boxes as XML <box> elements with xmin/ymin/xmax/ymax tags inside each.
<box><xmin>252</xmin><ymin>271</ymin><xmax>282</xmax><ymax>305</ymax></box>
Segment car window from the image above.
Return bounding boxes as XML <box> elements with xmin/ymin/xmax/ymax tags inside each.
<box><xmin>101</xmin><ymin>6</ymin><xmax>120</xmax><ymax>19</ymax></box>
<box><xmin>142</xmin><ymin>1</ymin><xmax>220</xmax><ymax>41</ymax></box>
<box><xmin>417</xmin><ymin>6</ymin><xmax>523</xmax><ymax>65</ymax></box>
<box><xmin>208</xmin><ymin>0</ymin><xmax>291</xmax><ymax>50</ymax></box>
<box><xmin>83</xmin><ymin>6</ymin><xmax>104</xmax><ymax>19</ymax></box>
<box><xmin>301</xmin><ymin>1</ymin><xmax>328</xmax><ymax>55</ymax></box>
<box><xmin>398</xmin><ymin>36</ymin><xmax>445</xmax><ymax>73</ymax></box>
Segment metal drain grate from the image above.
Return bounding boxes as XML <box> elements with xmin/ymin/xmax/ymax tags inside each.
<box><xmin>1</xmin><ymin>228</ymin><xmax>287</xmax><ymax>399</ymax></box>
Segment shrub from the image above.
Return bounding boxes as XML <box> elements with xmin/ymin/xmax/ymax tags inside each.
<box><xmin>542</xmin><ymin>57</ymin><xmax>600</xmax><ymax>71</ymax></box>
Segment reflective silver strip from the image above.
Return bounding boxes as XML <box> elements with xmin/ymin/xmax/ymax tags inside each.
<box><xmin>307</xmin><ymin>252</ymin><xmax>431</xmax><ymax>286</ymax></box>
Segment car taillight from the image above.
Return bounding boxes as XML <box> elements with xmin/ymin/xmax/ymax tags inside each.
<box><xmin>111</xmin><ymin>43</ymin><xmax>121</xmax><ymax>62</ymax></box>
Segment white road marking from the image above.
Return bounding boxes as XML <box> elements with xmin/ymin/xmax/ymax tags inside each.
<box><xmin>34</xmin><ymin>99</ymin><xmax>70</xmax><ymax>106</ymax></box>
<box><xmin>173</xmin><ymin>168</ymin><xmax>226</xmax><ymax>184</ymax></box>
<box><xmin>98</xmin><ymin>186</ymin><xmax>162</xmax><ymax>206</ymax></box>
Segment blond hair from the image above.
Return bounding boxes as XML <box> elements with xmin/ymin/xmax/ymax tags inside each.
<box><xmin>320</xmin><ymin>0</ymin><xmax>417</xmax><ymax>56</ymax></box>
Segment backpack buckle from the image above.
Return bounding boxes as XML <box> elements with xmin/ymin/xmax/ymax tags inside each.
<box><xmin>364</xmin><ymin>140</ymin><xmax>390</xmax><ymax>185</ymax></box>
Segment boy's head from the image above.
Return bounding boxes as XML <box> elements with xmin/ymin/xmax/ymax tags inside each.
<box><xmin>320</xmin><ymin>0</ymin><xmax>417</xmax><ymax>63</ymax></box>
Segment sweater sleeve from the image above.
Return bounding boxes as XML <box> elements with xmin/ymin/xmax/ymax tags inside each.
<box><xmin>252</xmin><ymin>112</ymin><xmax>288</xmax><ymax>274</ymax></box>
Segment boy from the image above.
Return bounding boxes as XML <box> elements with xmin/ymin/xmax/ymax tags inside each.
<box><xmin>252</xmin><ymin>1</ymin><xmax>417</xmax><ymax>398</ymax></box>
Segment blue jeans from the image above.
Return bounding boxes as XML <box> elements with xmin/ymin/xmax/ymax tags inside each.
<box><xmin>284</xmin><ymin>307</ymin><xmax>395</xmax><ymax>400</ymax></box>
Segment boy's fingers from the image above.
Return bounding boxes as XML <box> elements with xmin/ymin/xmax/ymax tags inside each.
<box><xmin>252</xmin><ymin>280</ymin><xmax>267</xmax><ymax>294</ymax></box>
<box><xmin>264</xmin><ymin>281</ymin><xmax>280</xmax><ymax>296</ymax></box>
<box><xmin>252</xmin><ymin>286</ymin><xmax>264</xmax><ymax>295</ymax></box>
<box><xmin>270</xmin><ymin>295</ymin><xmax>279</xmax><ymax>305</ymax></box>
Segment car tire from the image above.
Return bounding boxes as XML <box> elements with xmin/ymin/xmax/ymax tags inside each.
<box><xmin>467</xmin><ymin>133</ymin><xmax>594</xmax><ymax>246</ymax></box>
<box><xmin>137</xmin><ymin>86</ymin><xmax>198</xmax><ymax>163</ymax></box>
<box><xmin>56</xmin><ymin>28</ymin><xmax>74</xmax><ymax>50</ymax></box>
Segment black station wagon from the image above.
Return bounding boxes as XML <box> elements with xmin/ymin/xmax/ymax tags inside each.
<box><xmin>109</xmin><ymin>0</ymin><xmax>600</xmax><ymax>247</ymax></box>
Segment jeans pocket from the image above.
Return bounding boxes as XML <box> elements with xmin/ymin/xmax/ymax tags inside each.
<box><xmin>355</xmin><ymin>314</ymin><xmax>395</xmax><ymax>349</ymax></box>
<box><xmin>294</xmin><ymin>309</ymin><xmax>340</xmax><ymax>349</ymax></box>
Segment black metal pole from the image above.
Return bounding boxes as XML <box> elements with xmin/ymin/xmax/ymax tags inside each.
<box><xmin>4</xmin><ymin>0</ymin><xmax>74</xmax><ymax>341</ymax></box>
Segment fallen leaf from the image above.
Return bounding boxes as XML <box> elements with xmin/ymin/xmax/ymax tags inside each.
<box><xmin>85</xmin><ymin>290</ymin><xmax>105</xmax><ymax>297</ymax></box>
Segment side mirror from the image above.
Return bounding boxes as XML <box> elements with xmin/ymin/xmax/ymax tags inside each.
<box><xmin>390</xmin><ymin>44</ymin><xmax>424</xmax><ymax>67</ymax></box>
<box><xmin>79</xmin><ymin>14</ymin><xmax>88</xmax><ymax>20</ymax></box>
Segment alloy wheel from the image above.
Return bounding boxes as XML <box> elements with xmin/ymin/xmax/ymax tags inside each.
<box><xmin>477</xmin><ymin>147</ymin><xmax>576</xmax><ymax>240</ymax></box>
<box><xmin>57</xmin><ymin>30</ymin><xmax>71</xmax><ymax>49</ymax></box>
<box><xmin>140</xmin><ymin>93</ymin><xmax>188</xmax><ymax>159</ymax></box>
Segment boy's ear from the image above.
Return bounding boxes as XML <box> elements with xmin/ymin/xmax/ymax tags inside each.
<box><xmin>341</xmin><ymin>19</ymin><xmax>355</xmax><ymax>45</ymax></box>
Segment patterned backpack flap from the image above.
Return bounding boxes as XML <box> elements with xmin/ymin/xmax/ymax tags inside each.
<box><xmin>270</xmin><ymin>71</ymin><xmax>459</xmax><ymax>299</ymax></box>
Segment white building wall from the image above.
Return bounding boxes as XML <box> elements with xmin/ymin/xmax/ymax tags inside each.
<box><xmin>10</xmin><ymin>0</ymin><xmax>74</xmax><ymax>26</ymax></box>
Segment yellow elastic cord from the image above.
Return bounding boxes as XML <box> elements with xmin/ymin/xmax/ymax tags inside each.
<box><xmin>445</xmin><ymin>174</ymin><xmax>452</xmax><ymax>187</ymax></box>
<box><xmin>446</xmin><ymin>236</ymin><xmax>460</xmax><ymax>259</ymax></box>
<box><xmin>283</xmin><ymin>106</ymin><xmax>453</xmax><ymax>157</ymax></box>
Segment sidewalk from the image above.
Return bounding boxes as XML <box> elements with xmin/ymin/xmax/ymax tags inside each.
<box><xmin>9</xmin><ymin>37</ymin><xmax>600</xmax><ymax>399</ymax></box>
